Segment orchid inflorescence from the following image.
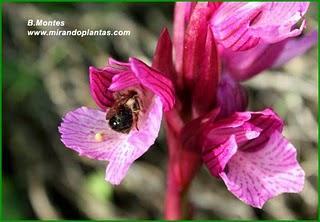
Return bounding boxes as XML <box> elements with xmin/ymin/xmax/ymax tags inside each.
<box><xmin>59</xmin><ymin>2</ymin><xmax>317</xmax><ymax>219</ymax></box>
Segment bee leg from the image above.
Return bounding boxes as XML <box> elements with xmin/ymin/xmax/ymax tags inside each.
<box><xmin>134</xmin><ymin>114</ymin><xmax>139</xmax><ymax>131</ymax></box>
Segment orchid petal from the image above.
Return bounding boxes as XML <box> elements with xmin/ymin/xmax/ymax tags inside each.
<box><xmin>202</xmin><ymin>111</ymin><xmax>261</xmax><ymax>155</ymax></box>
<box><xmin>130</xmin><ymin>58</ymin><xmax>175</xmax><ymax>111</ymax></box>
<box><xmin>249</xmin><ymin>3</ymin><xmax>309</xmax><ymax>43</ymax></box>
<box><xmin>94</xmin><ymin>57</ymin><xmax>175</xmax><ymax>112</ymax></box>
<box><xmin>272</xmin><ymin>30</ymin><xmax>318</xmax><ymax>68</ymax></box>
<box><xmin>108</xmin><ymin>71</ymin><xmax>139</xmax><ymax>92</ymax></box>
<box><xmin>192</xmin><ymin>27</ymin><xmax>220</xmax><ymax>116</ymax></box>
<box><xmin>173</xmin><ymin>2</ymin><xmax>194</xmax><ymax>75</ymax></box>
<box><xmin>59</xmin><ymin>107</ymin><xmax>124</xmax><ymax>161</ymax></box>
<box><xmin>222</xmin><ymin>31</ymin><xmax>317</xmax><ymax>81</ymax></box>
<box><xmin>108</xmin><ymin>57</ymin><xmax>131</xmax><ymax>68</ymax></box>
<box><xmin>221</xmin><ymin>42</ymin><xmax>286</xmax><ymax>81</ymax></box>
<box><xmin>203</xmin><ymin>135</ymin><xmax>238</xmax><ymax>177</ymax></box>
<box><xmin>211</xmin><ymin>2</ymin><xmax>309</xmax><ymax>51</ymax></box>
<box><xmin>217</xmin><ymin>74</ymin><xmax>248</xmax><ymax>117</ymax></box>
<box><xmin>183</xmin><ymin>2</ymin><xmax>209</xmax><ymax>89</ymax></box>
<box><xmin>152</xmin><ymin>28</ymin><xmax>176</xmax><ymax>81</ymax></box>
<box><xmin>106</xmin><ymin>96</ymin><xmax>163</xmax><ymax>184</ymax></box>
<box><xmin>240</xmin><ymin>108</ymin><xmax>284</xmax><ymax>152</ymax></box>
<box><xmin>59</xmin><ymin>96</ymin><xmax>163</xmax><ymax>185</ymax></box>
<box><xmin>220</xmin><ymin>131</ymin><xmax>305</xmax><ymax>208</ymax></box>
<box><xmin>89</xmin><ymin>66</ymin><xmax>115</xmax><ymax>110</ymax></box>
<box><xmin>208</xmin><ymin>2</ymin><xmax>222</xmax><ymax>12</ymax></box>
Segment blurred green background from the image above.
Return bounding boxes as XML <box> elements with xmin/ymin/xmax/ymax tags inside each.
<box><xmin>3</xmin><ymin>3</ymin><xmax>318</xmax><ymax>220</ymax></box>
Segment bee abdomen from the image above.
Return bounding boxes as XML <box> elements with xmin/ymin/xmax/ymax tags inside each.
<box><xmin>108</xmin><ymin>105</ymin><xmax>133</xmax><ymax>133</ymax></box>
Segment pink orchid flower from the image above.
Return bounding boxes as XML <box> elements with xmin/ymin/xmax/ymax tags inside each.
<box><xmin>59</xmin><ymin>58</ymin><xmax>174</xmax><ymax>185</ymax></box>
<box><xmin>175</xmin><ymin>2</ymin><xmax>317</xmax><ymax>81</ymax></box>
<box><xmin>182</xmin><ymin>108</ymin><xmax>304</xmax><ymax>209</ymax></box>
<box><xmin>155</xmin><ymin>2</ymin><xmax>314</xmax><ymax>217</ymax></box>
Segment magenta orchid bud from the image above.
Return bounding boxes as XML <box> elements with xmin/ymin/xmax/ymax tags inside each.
<box><xmin>152</xmin><ymin>28</ymin><xmax>176</xmax><ymax>82</ymax></box>
<box><xmin>217</xmin><ymin>73</ymin><xmax>248</xmax><ymax>118</ymax></box>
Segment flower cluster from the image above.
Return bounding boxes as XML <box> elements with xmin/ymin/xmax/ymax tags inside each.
<box><xmin>59</xmin><ymin>2</ymin><xmax>316</xmax><ymax>218</ymax></box>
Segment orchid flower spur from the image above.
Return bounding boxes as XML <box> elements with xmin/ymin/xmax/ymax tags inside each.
<box><xmin>59</xmin><ymin>58</ymin><xmax>174</xmax><ymax>185</ymax></box>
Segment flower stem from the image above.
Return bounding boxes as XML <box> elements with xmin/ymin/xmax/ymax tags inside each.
<box><xmin>164</xmin><ymin>162</ymin><xmax>189</xmax><ymax>219</ymax></box>
<box><xmin>163</xmin><ymin>110</ymin><xmax>185</xmax><ymax>219</ymax></box>
<box><xmin>164</xmin><ymin>110</ymin><xmax>195</xmax><ymax>219</ymax></box>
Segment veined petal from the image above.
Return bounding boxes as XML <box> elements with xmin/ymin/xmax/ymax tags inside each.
<box><xmin>220</xmin><ymin>131</ymin><xmax>305</xmax><ymax>208</ymax></box>
<box><xmin>108</xmin><ymin>71</ymin><xmax>140</xmax><ymax>91</ymax></box>
<box><xmin>152</xmin><ymin>28</ymin><xmax>176</xmax><ymax>81</ymax></box>
<box><xmin>249</xmin><ymin>3</ymin><xmax>309</xmax><ymax>43</ymax></box>
<box><xmin>201</xmin><ymin>109</ymin><xmax>282</xmax><ymax>151</ymax></box>
<box><xmin>203</xmin><ymin>135</ymin><xmax>238</xmax><ymax>177</ymax></box>
<box><xmin>192</xmin><ymin>27</ymin><xmax>220</xmax><ymax>116</ymax></box>
<box><xmin>130</xmin><ymin>58</ymin><xmax>175</xmax><ymax>111</ymax></box>
<box><xmin>205</xmin><ymin>122</ymin><xmax>261</xmax><ymax>148</ymax></box>
<box><xmin>203</xmin><ymin>111</ymin><xmax>261</xmax><ymax>156</ymax></box>
<box><xmin>201</xmin><ymin>111</ymin><xmax>262</xmax><ymax>177</ymax></box>
<box><xmin>105</xmin><ymin>96</ymin><xmax>163</xmax><ymax>184</ymax></box>
<box><xmin>240</xmin><ymin>108</ymin><xmax>284</xmax><ymax>152</ymax></box>
<box><xmin>59</xmin><ymin>96</ymin><xmax>163</xmax><ymax>185</ymax></box>
<box><xmin>211</xmin><ymin>2</ymin><xmax>309</xmax><ymax>51</ymax></box>
<box><xmin>173</xmin><ymin>2</ymin><xmax>195</xmax><ymax>75</ymax></box>
<box><xmin>223</xmin><ymin>30</ymin><xmax>318</xmax><ymax>81</ymax></box>
<box><xmin>96</xmin><ymin>57</ymin><xmax>175</xmax><ymax>112</ymax></box>
<box><xmin>59</xmin><ymin>107</ymin><xmax>125</xmax><ymax>161</ymax></box>
<box><xmin>208</xmin><ymin>2</ymin><xmax>222</xmax><ymax>13</ymax></box>
<box><xmin>89</xmin><ymin>66</ymin><xmax>115</xmax><ymax>110</ymax></box>
<box><xmin>183</xmin><ymin>2</ymin><xmax>209</xmax><ymax>89</ymax></box>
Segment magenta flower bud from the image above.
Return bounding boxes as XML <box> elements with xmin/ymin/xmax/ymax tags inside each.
<box><xmin>217</xmin><ymin>73</ymin><xmax>248</xmax><ymax>118</ymax></box>
<box><xmin>152</xmin><ymin>28</ymin><xmax>176</xmax><ymax>82</ymax></box>
<box><xmin>172</xmin><ymin>2</ymin><xmax>221</xmax><ymax>116</ymax></box>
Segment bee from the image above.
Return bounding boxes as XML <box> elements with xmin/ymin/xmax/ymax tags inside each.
<box><xmin>106</xmin><ymin>90</ymin><xmax>141</xmax><ymax>134</ymax></box>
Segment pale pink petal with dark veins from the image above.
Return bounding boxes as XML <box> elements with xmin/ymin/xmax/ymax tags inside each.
<box><xmin>211</xmin><ymin>2</ymin><xmax>309</xmax><ymax>51</ymax></box>
<box><xmin>59</xmin><ymin>95</ymin><xmax>163</xmax><ymax>185</ymax></box>
<box><xmin>220</xmin><ymin>131</ymin><xmax>305</xmax><ymax>208</ymax></box>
